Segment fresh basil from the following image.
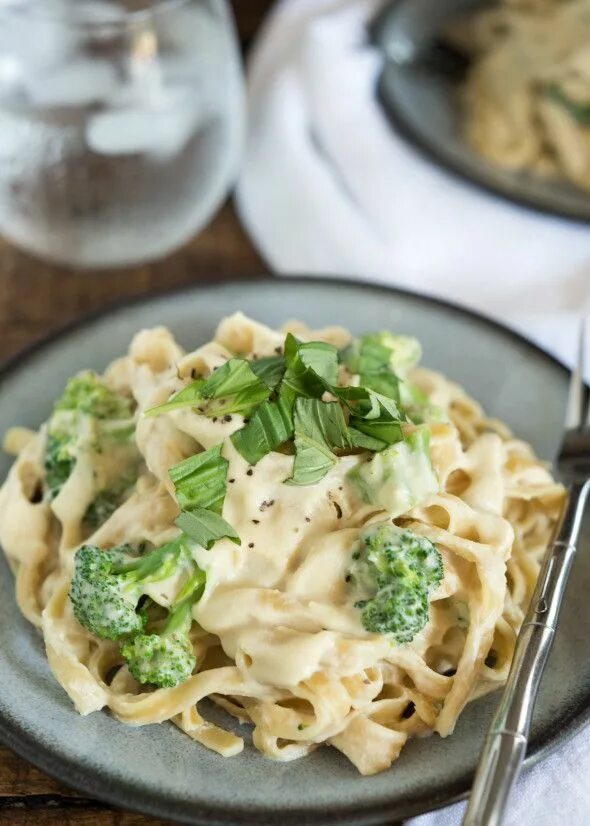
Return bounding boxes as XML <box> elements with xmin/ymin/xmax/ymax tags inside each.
<box><xmin>145</xmin><ymin>359</ymin><xmax>271</xmax><ymax>418</ymax></box>
<box><xmin>249</xmin><ymin>355</ymin><xmax>286</xmax><ymax>391</ymax></box>
<box><xmin>176</xmin><ymin>508</ymin><xmax>241</xmax><ymax>550</ymax></box>
<box><xmin>282</xmin><ymin>334</ymin><xmax>339</xmax><ymax>398</ymax></box>
<box><xmin>169</xmin><ymin>444</ymin><xmax>229</xmax><ymax>514</ymax></box>
<box><xmin>286</xmin><ymin>398</ymin><xmax>351</xmax><ymax>485</ymax></box>
<box><xmin>231</xmin><ymin>398</ymin><xmax>293</xmax><ymax>465</ymax></box>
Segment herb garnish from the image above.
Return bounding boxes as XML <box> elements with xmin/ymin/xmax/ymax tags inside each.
<box><xmin>146</xmin><ymin>359</ymin><xmax>271</xmax><ymax>419</ymax></box>
<box><xmin>168</xmin><ymin>444</ymin><xmax>230</xmax><ymax>514</ymax></box>
<box><xmin>286</xmin><ymin>398</ymin><xmax>351</xmax><ymax>486</ymax></box>
<box><xmin>169</xmin><ymin>444</ymin><xmax>240</xmax><ymax>550</ymax></box>
<box><xmin>154</xmin><ymin>329</ymin><xmax>436</xmax><ymax>487</ymax></box>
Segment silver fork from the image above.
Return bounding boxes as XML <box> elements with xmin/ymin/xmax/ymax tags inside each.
<box><xmin>463</xmin><ymin>321</ymin><xmax>590</xmax><ymax>826</ymax></box>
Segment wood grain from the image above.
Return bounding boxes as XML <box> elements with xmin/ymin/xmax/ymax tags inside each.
<box><xmin>0</xmin><ymin>201</ymin><xmax>265</xmax><ymax>364</ymax></box>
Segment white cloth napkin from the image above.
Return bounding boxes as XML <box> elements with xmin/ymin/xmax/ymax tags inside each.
<box><xmin>235</xmin><ymin>1</ymin><xmax>590</xmax><ymax>823</ymax></box>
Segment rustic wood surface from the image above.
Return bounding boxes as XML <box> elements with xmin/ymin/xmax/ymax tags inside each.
<box><xmin>0</xmin><ymin>2</ymin><xmax>276</xmax><ymax>823</ymax></box>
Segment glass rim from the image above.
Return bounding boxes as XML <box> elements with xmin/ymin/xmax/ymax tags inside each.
<box><xmin>0</xmin><ymin>0</ymin><xmax>193</xmax><ymax>28</ymax></box>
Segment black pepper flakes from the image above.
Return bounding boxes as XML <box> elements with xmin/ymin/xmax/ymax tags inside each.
<box><xmin>252</xmin><ymin>519</ymin><xmax>260</xmax><ymax>525</ymax></box>
<box><xmin>228</xmin><ymin>478</ymin><xmax>235</xmax><ymax>484</ymax></box>
<box><xmin>246</xmin><ymin>468</ymin><xmax>253</xmax><ymax>476</ymax></box>
<box><xmin>212</xmin><ymin>417</ymin><xmax>218</xmax><ymax>423</ymax></box>
<box><xmin>259</xmin><ymin>499</ymin><xmax>275</xmax><ymax>511</ymax></box>
<box><xmin>333</xmin><ymin>502</ymin><xmax>343</xmax><ymax>519</ymax></box>
<box><xmin>305</xmin><ymin>516</ymin><xmax>311</xmax><ymax>523</ymax></box>
<box><xmin>274</xmin><ymin>346</ymin><xmax>282</xmax><ymax>355</ymax></box>
<box><xmin>248</xmin><ymin>542</ymin><xmax>254</xmax><ymax>549</ymax></box>
<box><xmin>344</xmin><ymin>574</ymin><xmax>351</xmax><ymax>583</ymax></box>
<box><xmin>224</xmin><ymin>414</ymin><xmax>232</xmax><ymax>423</ymax></box>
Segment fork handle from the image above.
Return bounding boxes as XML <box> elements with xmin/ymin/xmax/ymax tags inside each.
<box><xmin>463</xmin><ymin>478</ymin><xmax>590</xmax><ymax>826</ymax></box>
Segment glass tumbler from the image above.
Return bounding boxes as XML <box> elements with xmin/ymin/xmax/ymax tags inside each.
<box><xmin>0</xmin><ymin>0</ymin><xmax>245</xmax><ymax>267</ymax></box>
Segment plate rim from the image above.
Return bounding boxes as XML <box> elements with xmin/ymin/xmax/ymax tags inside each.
<box><xmin>0</xmin><ymin>273</ymin><xmax>588</xmax><ymax>825</ymax></box>
<box><xmin>372</xmin><ymin>0</ymin><xmax>590</xmax><ymax>227</ymax></box>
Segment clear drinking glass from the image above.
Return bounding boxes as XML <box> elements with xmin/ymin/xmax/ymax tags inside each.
<box><xmin>0</xmin><ymin>0</ymin><xmax>245</xmax><ymax>267</ymax></box>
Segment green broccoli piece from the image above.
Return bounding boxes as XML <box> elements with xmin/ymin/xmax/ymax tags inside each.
<box><xmin>399</xmin><ymin>382</ymin><xmax>448</xmax><ymax>425</ymax></box>
<box><xmin>82</xmin><ymin>477</ymin><xmax>137</xmax><ymax>528</ymax></box>
<box><xmin>44</xmin><ymin>430</ymin><xmax>77</xmax><ymax>500</ymax></box>
<box><xmin>347</xmin><ymin>426</ymin><xmax>439</xmax><ymax>517</ymax></box>
<box><xmin>44</xmin><ymin>372</ymin><xmax>139</xmax><ymax>523</ymax></box>
<box><xmin>83</xmin><ymin>490</ymin><xmax>121</xmax><ymax>528</ymax></box>
<box><xmin>54</xmin><ymin>371</ymin><xmax>133</xmax><ymax>420</ymax></box>
<box><xmin>349</xmin><ymin>523</ymin><xmax>443</xmax><ymax>643</ymax></box>
<box><xmin>121</xmin><ymin>567</ymin><xmax>205</xmax><ymax>688</ymax></box>
<box><xmin>69</xmin><ymin>538</ymin><xmax>190</xmax><ymax>641</ymax></box>
<box><xmin>357</xmin><ymin>585</ymin><xmax>428</xmax><ymax>644</ymax></box>
<box><xmin>369</xmin><ymin>332</ymin><xmax>422</xmax><ymax>378</ymax></box>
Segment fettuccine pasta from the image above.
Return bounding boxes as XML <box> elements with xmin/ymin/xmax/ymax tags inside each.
<box><xmin>0</xmin><ymin>313</ymin><xmax>564</xmax><ymax>775</ymax></box>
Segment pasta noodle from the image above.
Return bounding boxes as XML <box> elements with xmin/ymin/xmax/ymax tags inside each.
<box><xmin>448</xmin><ymin>0</ymin><xmax>590</xmax><ymax>192</ymax></box>
<box><xmin>0</xmin><ymin>313</ymin><xmax>564</xmax><ymax>775</ymax></box>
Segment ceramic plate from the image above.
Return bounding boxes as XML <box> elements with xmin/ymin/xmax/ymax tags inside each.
<box><xmin>373</xmin><ymin>0</ymin><xmax>590</xmax><ymax>224</ymax></box>
<box><xmin>0</xmin><ymin>277</ymin><xmax>588</xmax><ymax>825</ymax></box>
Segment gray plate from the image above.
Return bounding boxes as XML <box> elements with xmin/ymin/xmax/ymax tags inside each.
<box><xmin>0</xmin><ymin>277</ymin><xmax>588</xmax><ymax>825</ymax></box>
<box><xmin>373</xmin><ymin>0</ymin><xmax>590</xmax><ymax>224</ymax></box>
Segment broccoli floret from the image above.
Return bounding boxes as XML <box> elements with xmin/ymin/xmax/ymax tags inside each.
<box><xmin>357</xmin><ymin>585</ymin><xmax>428</xmax><ymax>643</ymax></box>
<box><xmin>121</xmin><ymin>568</ymin><xmax>205</xmax><ymax>688</ymax></box>
<box><xmin>349</xmin><ymin>523</ymin><xmax>443</xmax><ymax>643</ymax></box>
<box><xmin>369</xmin><ymin>332</ymin><xmax>422</xmax><ymax>377</ymax></box>
<box><xmin>347</xmin><ymin>426</ymin><xmax>439</xmax><ymax>517</ymax></box>
<box><xmin>69</xmin><ymin>538</ymin><xmax>189</xmax><ymax>640</ymax></box>
<box><xmin>83</xmin><ymin>477</ymin><xmax>136</xmax><ymax>528</ymax></box>
<box><xmin>360</xmin><ymin>523</ymin><xmax>443</xmax><ymax>586</ymax></box>
<box><xmin>43</xmin><ymin>372</ymin><xmax>139</xmax><ymax>522</ymax></box>
<box><xmin>83</xmin><ymin>490</ymin><xmax>120</xmax><ymax>528</ymax></box>
<box><xmin>54</xmin><ymin>371</ymin><xmax>133</xmax><ymax>420</ymax></box>
<box><xmin>44</xmin><ymin>431</ymin><xmax>77</xmax><ymax>500</ymax></box>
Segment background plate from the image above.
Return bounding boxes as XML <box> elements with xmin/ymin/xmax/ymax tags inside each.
<box><xmin>373</xmin><ymin>0</ymin><xmax>590</xmax><ymax>224</ymax></box>
<box><xmin>0</xmin><ymin>277</ymin><xmax>588</xmax><ymax>825</ymax></box>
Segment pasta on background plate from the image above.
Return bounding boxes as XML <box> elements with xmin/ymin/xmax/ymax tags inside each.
<box><xmin>0</xmin><ymin>312</ymin><xmax>564</xmax><ymax>775</ymax></box>
<box><xmin>449</xmin><ymin>0</ymin><xmax>590</xmax><ymax>192</ymax></box>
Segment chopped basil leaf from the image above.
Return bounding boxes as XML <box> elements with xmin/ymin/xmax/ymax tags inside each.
<box><xmin>231</xmin><ymin>399</ymin><xmax>293</xmax><ymax>465</ymax></box>
<box><xmin>282</xmin><ymin>334</ymin><xmax>339</xmax><ymax>398</ymax></box>
<box><xmin>249</xmin><ymin>355</ymin><xmax>286</xmax><ymax>391</ymax></box>
<box><xmin>341</xmin><ymin>335</ymin><xmax>401</xmax><ymax>400</ymax></box>
<box><xmin>176</xmin><ymin>508</ymin><xmax>241</xmax><ymax>550</ymax></box>
<box><xmin>349</xmin><ymin>416</ymin><xmax>404</xmax><ymax>446</ymax></box>
<box><xmin>335</xmin><ymin>386</ymin><xmax>405</xmax><ymax>447</ymax></box>
<box><xmin>169</xmin><ymin>444</ymin><xmax>229</xmax><ymax>514</ymax></box>
<box><xmin>348</xmin><ymin>427</ymin><xmax>387</xmax><ymax>451</ymax></box>
<box><xmin>144</xmin><ymin>379</ymin><xmax>205</xmax><ymax>417</ymax></box>
<box><xmin>145</xmin><ymin>359</ymin><xmax>270</xmax><ymax>418</ymax></box>
<box><xmin>286</xmin><ymin>398</ymin><xmax>350</xmax><ymax>486</ymax></box>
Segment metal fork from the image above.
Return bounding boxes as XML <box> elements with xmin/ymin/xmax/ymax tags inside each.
<box><xmin>463</xmin><ymin>321</ymin><xmax>590</xmax><ymax>826</ymax></box>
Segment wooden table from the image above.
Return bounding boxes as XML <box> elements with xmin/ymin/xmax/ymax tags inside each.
<box><xmin>0</xmin><ymin>3</ymin><xmax>273</xmax><ymax>822</ymax></box>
